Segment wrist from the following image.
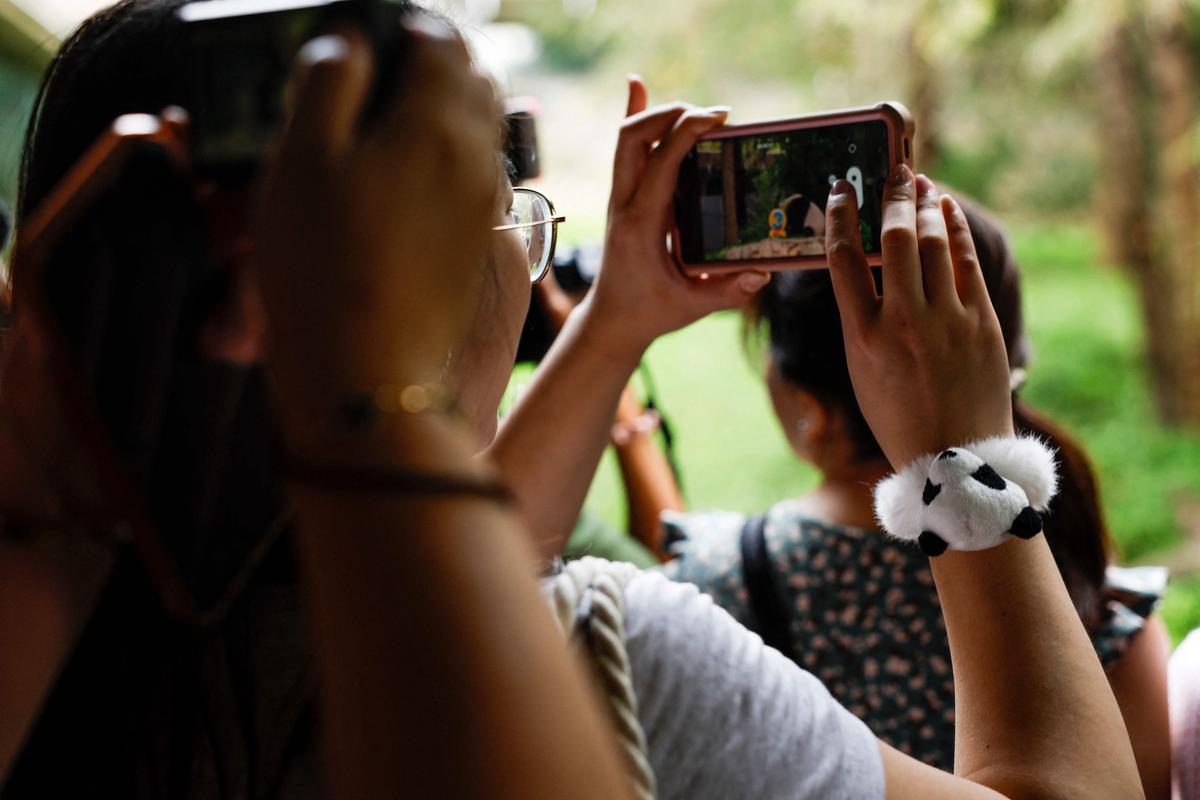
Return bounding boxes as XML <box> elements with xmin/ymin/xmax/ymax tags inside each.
<box><xmin>271</xmin><ymin>378</ymin><xmax>475</xmax><ymax>470</ymax></box>
<box><xmin>888</xmin><ymin>417</ymin><xmax>1015</xmax><ymax>471</ymax></box>
<box><xmin>875</xmin><ymin>432</ymin><xmax>1056</xmax><ymax>557</ymax></box>
<box><xmin>572</xmin><ymin>296</ymin><xmax>650</xmax><ymax>370</ymax></box>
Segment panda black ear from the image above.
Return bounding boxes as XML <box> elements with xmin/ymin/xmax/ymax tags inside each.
<box><xmin>918</xmin><ymin>531</ymin><xmax>949</xmax><ymax>557</ymax></box>
<box><xmin>1009</xmin><ymin>507</ymin><xmax>1043</xmax><ymax>540</ymax></box>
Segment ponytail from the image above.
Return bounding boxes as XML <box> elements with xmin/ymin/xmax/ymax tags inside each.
<box><xmin>1012</xmin><ymin>398</ymin><xmax>1112</xmax><ymax>629</ymax></box>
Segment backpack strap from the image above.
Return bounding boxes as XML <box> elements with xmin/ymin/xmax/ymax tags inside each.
<box><xmin>739</xmin><ymin>513</ymin><xmax>794</xmax><ymax>657</ymax></box>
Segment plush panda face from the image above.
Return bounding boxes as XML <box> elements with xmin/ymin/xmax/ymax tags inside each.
<box><xmin>928</xmin><ymin>448</ymin><xmax>985</xmax><ymax>483</ymax></box>
<box><xmin>918</xmin><ymin>448</ymin><xmax>1042</xmax><ymax>556</ymax></box>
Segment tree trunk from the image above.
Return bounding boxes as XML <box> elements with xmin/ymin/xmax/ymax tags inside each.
<box><xmin>1142</xmin><ymin>2</ymin><xmax>1200</xmax><ymax>425</ymax></box>
<box><xmin>1094</xmin><ymin>20</ymin><xmax>1153</xmax><ymax>273</ymax></box>
<box><xmin>907</xmin><ymin>25</ymin><xmax>941</xmax><ymax>175</ymax></box>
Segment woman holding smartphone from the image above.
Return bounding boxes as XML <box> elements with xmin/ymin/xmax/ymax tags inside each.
<box><xmin>657</xmin><ymin>198</ymin><xmax>1171</xmax><ymax>797</ymax></box>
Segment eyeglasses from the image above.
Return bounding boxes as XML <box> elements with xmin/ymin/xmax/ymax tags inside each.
<box><xmin>492</xmin><ymin>187</ymin><xmax>566</xmax><ymax>284</ymax></box>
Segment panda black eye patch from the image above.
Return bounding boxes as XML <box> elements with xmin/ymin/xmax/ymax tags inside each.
<box><xmin>970</xmin><ymin>464</ymin><xmax>1007</xmax><ymax>491</ymax></box>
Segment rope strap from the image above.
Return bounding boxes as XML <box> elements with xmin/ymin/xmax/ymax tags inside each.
<box><xmin>543</xmin><ymin>557</ymin><xmax>657</xmax><ymax>800</ymax></box>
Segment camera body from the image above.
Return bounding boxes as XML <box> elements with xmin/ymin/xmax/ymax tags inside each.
<box><xmin>178</xmin><ymin>0</ymin><xmax>412</xmax><ymax>180</ymax></box>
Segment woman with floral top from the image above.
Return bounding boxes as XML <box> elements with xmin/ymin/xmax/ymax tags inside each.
<box><xmin>660</xmin><ymin>196</ymin><xmax>1172</xmax><ymax>799</ymax></box>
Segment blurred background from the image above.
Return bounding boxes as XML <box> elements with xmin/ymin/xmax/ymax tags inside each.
<box><xmin>2</xmin><ymin>0</ymin><xmax>1200</xmax><ymax>640</ymax></box>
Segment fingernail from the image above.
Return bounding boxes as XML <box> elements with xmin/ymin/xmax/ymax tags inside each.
<box><xmin>299</xmin><ymin>34</ymin><xmax>349</xmax><ymax>66</ymax></box>
<box><xmin>830</xmin><ymin>179</ymin><xmax>854</xmax><ymax>198</ymax></box>
<box><xmin>706</xmin><ymin>105</ymin><xmax>732</xmax><ymax>116</ymax></box>
<box><xmin>889</xmin><ymin>163</ymin><xmax>912</xmax><ymax>186</ymax></box>
<box><xmin>407</xmin><ymin>12</ymin><xmax>457</xmax><ymax>42</ymax></box>
<box><xmin>738</xmin><ymin>271</ymin><xmax>771</xmax><ymax>292</ymax></box>
<box><xmin>627</xmin><ymin>72</ymin><xmax>643</xmax><ymax>84</ymax></box>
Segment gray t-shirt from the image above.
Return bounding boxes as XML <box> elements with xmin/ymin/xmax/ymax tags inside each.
<box><xmin>623</xmin><ymin>571</ymin><xmax>885</xmax><ymax>799</ymax></box>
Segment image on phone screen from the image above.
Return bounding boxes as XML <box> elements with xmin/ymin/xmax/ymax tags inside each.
<box><xmin>676</xmin><ymin>120</ymin><xmax>890</xmax><ymax>264</ymax></box>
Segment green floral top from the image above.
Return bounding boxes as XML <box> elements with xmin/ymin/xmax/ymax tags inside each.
<box><xmin>657</xmin><ymin>498</ymin><xmax>1165</xmax><ymax>770</ymax></box>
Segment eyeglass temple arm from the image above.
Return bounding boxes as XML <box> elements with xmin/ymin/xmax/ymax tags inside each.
<box><xmin>491</xmin><ymin>216</ymin><xmax>567</xmax><ymax>232</ymax></box>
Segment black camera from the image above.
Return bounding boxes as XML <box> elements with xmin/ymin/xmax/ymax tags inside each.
<box><xmin>514</xmin><ymin>243</ymin><xmax>602</xmax><ymax>364</ymax></box>
<box><xmin>504</xmin><ymin>100</ymin><xmax>541</xmax><ymax>183</ymax></box>
<box><xmin>179</xmin><ymin>0</ymin><xmax>413</xmax><ymax>179</ymax></box>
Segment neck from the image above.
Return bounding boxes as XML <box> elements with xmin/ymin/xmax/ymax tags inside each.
<box><xmin>795</xmin><ymin>458</ymin><xmax>891</xmax><ymax>530</ymax></box>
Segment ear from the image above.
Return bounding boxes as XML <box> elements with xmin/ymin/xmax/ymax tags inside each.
<box><xmin>765</xmin><ymin>360</ymin><xmax>830</xmax><ymax>456</ymax></box>
<box><xmin>795</xmin><ymin>389</ymin><xmax>831</xmax><ymax>446</ymax></box>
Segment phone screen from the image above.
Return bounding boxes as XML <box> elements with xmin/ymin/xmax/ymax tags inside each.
<box><xmin>676</xmin><ymin>119</ymin><xmax>891</xmax><ymax>264</ymax></box>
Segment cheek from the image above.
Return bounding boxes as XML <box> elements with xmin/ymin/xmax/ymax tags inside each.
<box><xmin>495</xmin><ymin>232</ymin><xmax>532</xmax><ymax>332</ymax></box>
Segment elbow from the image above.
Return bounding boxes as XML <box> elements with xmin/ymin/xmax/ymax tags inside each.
<box><xmin>963</xmin><ymin>766</ymin><xmax>1145</xmax><ymax>800</ymax></box>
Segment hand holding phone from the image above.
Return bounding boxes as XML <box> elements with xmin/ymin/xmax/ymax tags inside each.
<box><xmin>673</xmin><ymin>102</ymin><xmax>914</xmax><ymax>274</ymax></box>
<box><xmin>253</xmin><ymin>26</ymin><xmax>502</xmax><ymax>446</ymax></box>
<box><xmin>582</xmin><ymin>78</ymin><xmax>771</xmax><ymax>360</ymax></box>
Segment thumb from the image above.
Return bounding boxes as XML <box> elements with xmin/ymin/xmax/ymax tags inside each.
<box><xmin>690</xmin><ymin>270</ymin><xmax>771</xmax><ymax>313</ymax></box>
<box><xmin>625</xmin><ymin>74</ymin><xmax>649</xmax><ymax>117</ymax></box>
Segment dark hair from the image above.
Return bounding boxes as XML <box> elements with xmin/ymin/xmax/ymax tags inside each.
<box><xmin>17</xmin><ymin>0</ymin><xmax>193</xmax><ymax>228</ymax></box>
<box><xmin>751</xmin><ymin>195</ymin><xmax>1112</xmax><ymax>626</ymax></box>
<box><xmin>8</xmin><ymin>3</ymin><xmax>278</xmax><ymax>795</ymax></box>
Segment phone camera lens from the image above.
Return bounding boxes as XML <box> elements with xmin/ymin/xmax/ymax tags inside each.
<box><xmin>848</xmin><ymin>143</ymin><xmax>857</xmax><ymax>154</ymax></box>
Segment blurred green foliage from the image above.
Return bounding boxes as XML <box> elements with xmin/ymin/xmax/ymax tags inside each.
<box><xmin>499</xmin><ymin>0</ymin><xmax>1182</xmax><ymax>216</ymax></box>
<box><xmin>0</xmin><ymin>55</ymin><xmax>39</xmax><ymax>208</ymax></box>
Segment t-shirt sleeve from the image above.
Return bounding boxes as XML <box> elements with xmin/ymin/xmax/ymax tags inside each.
<box><xmin>623</xmin><ymin>571</ymin><xmax>884</xmax><ymax>800</ymax></box>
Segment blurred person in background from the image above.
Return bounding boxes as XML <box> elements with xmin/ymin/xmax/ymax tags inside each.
<box><xmin>1171</xmin><ymin>626</ymin><xmax>1200</xmax><ymax>800</ymax></box>
<box><xmin>658</xmin><ymin>196</ymin><xmax>1171</xmax><ymax>798</ymax></box>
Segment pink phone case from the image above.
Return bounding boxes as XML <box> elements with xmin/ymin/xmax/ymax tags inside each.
<box><xmin>672</xmin><ymin>101</ymin><xmax>914</xmax><ymax>276</ymax></box>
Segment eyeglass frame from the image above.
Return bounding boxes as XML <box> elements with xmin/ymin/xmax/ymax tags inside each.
<box><xmin>491</xmin><ymin>186</ymin><xmax>566</xmax><ymax>284</ymax></box>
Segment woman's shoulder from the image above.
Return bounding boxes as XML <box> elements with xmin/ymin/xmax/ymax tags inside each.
<box><xmin>662</xmin><ymin>500</ymin><xmax>918</xmax><ymax>569</ymax></box>
<box><xmin>661</xmin><ymin>500</ymin><xmax>872</xmax><ymax>552</ymax></box>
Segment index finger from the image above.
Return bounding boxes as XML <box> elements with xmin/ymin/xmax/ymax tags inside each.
<box><xmin>609</xmin><ymin>103</ymin><xmax>691</xmax><ymax>210</ymax></box>
<box><xmin>825</xmin><ymin>179</ymin><xmax>879</xmax><ymax>329</ymax></box>
<box><xmin>625</xmin><ymin>74</ymin><xmax>649</xmax><ymax>117</ymax></box>
<box><xmin>631</xmin><ymin>106</ymin><xmax>729</xmax><ymax>213</ymax></box>
<box><xmin>282</xmin><ymin>31</ymin><xmax>374</xmax><ymax>159</ymax></box>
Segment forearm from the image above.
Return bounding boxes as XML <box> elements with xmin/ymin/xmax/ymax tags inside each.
<box><xmin>614</xmin><ymin>445</ymin><xmax>683</xmax><ymax>561</ymax></box>
<box><xmin>933</xmin><ymin>537</ymin><xmax>1142</xmax><ymax>798</ymax></box>
<box><xmin>486</xmin><ymin>298</ymin><xmax>645</xmax><ymax>559</ymax></box>
<box><xmin>291</xmin><ymin>415</ymin><xmax>631</xmax><ymax>800</ymax></box>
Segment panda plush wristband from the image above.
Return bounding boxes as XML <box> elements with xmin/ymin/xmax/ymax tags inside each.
<box><xmin>873</xmin><ymin>435</ymin><xmax>1059</xmax><ymax>557</ymax></box>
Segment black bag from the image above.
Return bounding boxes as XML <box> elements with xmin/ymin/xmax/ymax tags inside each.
<box><xmin>739</xmin><ymin>513</ymin><xmax>794</xmax><ymax>658</ymax></box>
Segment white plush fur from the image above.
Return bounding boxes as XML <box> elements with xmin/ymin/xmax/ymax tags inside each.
<box><xmin>873</xmin><ymin>435</ymin><xmax>1059</xmax><ymax>551</ymax></box>
<box><xmin>920</xmin><ymin>449</ymin><xmax>1032</xmax><ymax>550</ymax></box>
<box><xmin>872</xmin><ymin>453</ymin><xmax>934</xmax><ymax>544</ymax></box>
<box><xmin>967</xmin><ymin>434</ymin><xmax>1058</xmax><ymax>509</ymax></box>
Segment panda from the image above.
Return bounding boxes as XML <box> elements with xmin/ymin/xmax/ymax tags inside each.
<box><xmin>916</xmin><ymin>448</ymin><xmax>1043</xmax><ymax>557</ymax></box>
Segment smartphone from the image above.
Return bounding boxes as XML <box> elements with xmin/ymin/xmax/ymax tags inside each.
<box><xmin>15</xmin><ymin>114</ymin><xmax>283</xmax><ymax>622</ymax></box>
<box><xmin>673</xmin><ymin>102</ymin><xmax>914</xmax><ymax>274</ymax></box>
<box><xmin>179</xmin><ymin>0</ymin><xmax>411</xmax><ymax>180</ymax></box>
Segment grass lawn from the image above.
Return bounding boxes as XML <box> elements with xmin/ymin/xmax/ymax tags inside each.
<box><xmin>510</xmin><ymin>220</ymin><xmax>1200</xmax><ymax>644</ymax></box>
